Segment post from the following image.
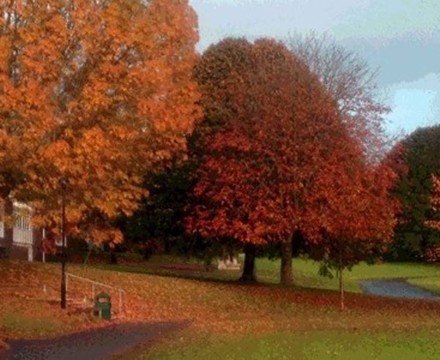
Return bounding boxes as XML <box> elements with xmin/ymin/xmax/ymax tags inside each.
<box><xmin>42</xmin><ymin>228</ymin><xmax>46</xmax><ymax>263</ymax></box>
<box><xmin>60</xmin><ymin>178</ymin><xmax>68</xmax><ymax>309</ymax></box>
<box><xmin>339</xmin><ymin>265</ymin><xmax>344</xmax><ymax>311</ymax></box>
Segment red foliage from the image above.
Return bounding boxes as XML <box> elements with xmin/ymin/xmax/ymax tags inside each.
<box><xmin>187</xmin><ymin>37</ymin><xmax>398</xmax><ymax>265</ymax></box>
<box><xmin>426</xmin><ymin>175</ymin><xmax>440</xmax><ymax>239</ymax></box>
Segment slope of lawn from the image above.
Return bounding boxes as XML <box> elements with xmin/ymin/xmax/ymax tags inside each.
<box><xmin>142</xmin><ymin>329</ymin><xmax>440</xmax><ymax>360</ymax></box>
<box><xmin>252</xmin><ymin>257</ymin><xmax>440</xmax><ymax>293</ymax></box>
<box><xmin>0</xmin><ymin>261</ymin><xmax>114</xmax><ymax>340</ymax></box>
<box><xmin>3</xmin><ymin>258</ymin><xmax>440</xmax><ymax>359</ymax></box>
<box><xmin>407</xmin><ymin>277</ymin><xmax>440</xmax><ymax>294</ymax></box>
<box><xmin>98</xmin><ymin>254</ymin><xmax>440</xmax><ymax>294</ymax></box>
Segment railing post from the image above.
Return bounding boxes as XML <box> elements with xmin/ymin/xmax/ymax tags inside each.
<box><xmin>63</xmin><ymin>273</ymin><xmax>124</xmax><ymax>313</ymax></box>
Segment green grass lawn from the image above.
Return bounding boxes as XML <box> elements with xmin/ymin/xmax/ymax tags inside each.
<box><xmin>253</xmin><ymin>256</ymin><xmax>440</xmax><ymax>293</ymax></box>
<box><xmin>98</xmin><ymin>254</ymin><xmax>440</xmax><ymax>295</ymax></box>
<box><xmin>4</xmin><ymin>258</ymin><xmax>440</xmax><ymax>359</ymax></box>
<box><xmin>143</xmin><ymin>329</ymin><xmax>440</xmax><ymax>360</ymax></box>
<box><xmin>98</xmin><ymin>255</ymin><xmax>440</xmax><ymax>359</ymax></box>
<box><xmin>78</xmin><ymin>252</ymin><xmax>440</xmax><ymax>298</ymax></box>
<box><xmin>407</xmin><ymin>277</ymin><xmax>440</xmax><ymax>294</ymax></box>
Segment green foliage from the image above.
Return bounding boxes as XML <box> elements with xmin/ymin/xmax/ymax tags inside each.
<box><xmin>318</xmin><ymin>263</ymin><xmax>335</xmax><ymax>279</ymax></box>
<box><xmin>388</xmin><ymin>125</ymin><xmax>440</xmax><ymax>261</ymax></box>
<box><xmin>117</xmin><ymin>160</ymin><xmax>214</xmax><ymax>259</ymax></box>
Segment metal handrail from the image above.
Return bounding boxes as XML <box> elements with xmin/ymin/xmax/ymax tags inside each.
<box><xmin>66</xmin><ymin>272</ymin><xmax>125</xmax><ymax>313</ymax></box>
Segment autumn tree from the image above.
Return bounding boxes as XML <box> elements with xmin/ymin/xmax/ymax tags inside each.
<box><xmin>287</xmin><ymin>33</ymin><xmax>399</xmax><ymax>306</ymax></box>
<box><xmin>308</xmin><ymin>151</ymin><xmax>399</xmax><ymax>309</ymax></box>
<box><xmin>186</xmin><ymin>38</ymin><xmax>260</xmax><ymax>281</ymax></box>
<box><xmin>187</xmin><ymin>37</ymin><xmax>364</xmax><ymax>284</ymax></box>
<box><xmin>0</xmin><ymin>1</ymin><xmax>200</xmax><ymax>244</ymax></box>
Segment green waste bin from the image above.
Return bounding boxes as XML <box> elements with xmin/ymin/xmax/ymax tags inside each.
<box><xmin>94</xmin><ymin>292</ymin><xmax>111</xmax><ymax>320</ymax></box>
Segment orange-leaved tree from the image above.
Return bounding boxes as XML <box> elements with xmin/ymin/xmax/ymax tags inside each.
<box><xmin>0</xmin><ymin>0</ymin><xmax>201</xmax><ymax>244</ymax></box>
<box><xmin>287</xmin><ymin>33</ymin><xmax>399</xmax><ymax>308</ymax></box>
<box><xmin>186</xmin><ymin>38</ymin><xmax>261</xmax><ymax>281</ymax></box>
<box><xmin>308</xmin><ymin>144</ymin><xmax>399</xmax><ymax>309</ymax></box>
<box><xmin>187</xmin><ymin>37</ymin><xmax>362</xmax><ymax>283</ymax></box>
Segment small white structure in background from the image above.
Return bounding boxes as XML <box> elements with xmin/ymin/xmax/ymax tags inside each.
<box><xmin>217</xmin><ymin>256</ymin><xmax>241</xmax><ymax>270</ymax></box>
<box><xmin>12</xmin><ymin>202</ymin><xmax>34</xmax><ymax>261</ymax></box>
<box><xmin>0</xmin><ymin>201</ymin><xmax>43</xmax><ymax>262</ymax></box>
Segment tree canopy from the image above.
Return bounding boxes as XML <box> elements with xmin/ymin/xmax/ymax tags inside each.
<box><xmin>287</xmin><ymin>32</ymin><xmax>390</xmax><ymax>161</ymax></box>
<box><xmin>187</xmin><ymin>38</ymin><xmax>343</xmax><ymax>244</ymax></box>
<box><xmin>0</xmin><ymin>0</ymin><xmax>201</xmax><ymax>244</ymax></box>
<box><xmin>387</xmin><ymin>125</ymin><xmax>440</xmax><ymax>261</ymax></box>
<box><xmin>186</xmin><ymin>37</ymin><xmax>398</xmax><ymax>286</ymax></box>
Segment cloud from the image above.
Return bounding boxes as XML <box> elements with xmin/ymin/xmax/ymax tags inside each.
<box><xmin>333</xmin><ymin>0</ymin><xmax>440</xmax><ymax>42</ymax></box>
<box><xmin>342</xmin><ymin>36</ymin><xmax>440</xmax><ymax>86</ymax></box>
<box><xmin>190</xmin><ymin>0</ymin><xmax>440</xmax><ymax>134</ymax></box>
<box><xmin>190</xmin><ymin>0</ymin><xmax>370</xmax><ymax>51</ymax></box>
<box><xmin>384</xmin><ymin>73</ymin><xmax>440</xmax><ymax>135</ymax></box>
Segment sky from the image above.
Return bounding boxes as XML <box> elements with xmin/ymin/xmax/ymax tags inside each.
<box><xmin>189</xmin><ymin>0</ymin><xmax>440</xmax><ymax>137</ymax></box>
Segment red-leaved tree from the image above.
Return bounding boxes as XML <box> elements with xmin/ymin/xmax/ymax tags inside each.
<box><xmin>187</xmin><ymin>37</ymin><xmax>375</xmax><ymax>283</ymax></box>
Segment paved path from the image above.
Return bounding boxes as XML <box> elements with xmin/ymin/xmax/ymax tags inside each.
<box><xmin>359</xmin><ymin>278</ymin><xmax>440</xmax><ymax>300</ymax></box>
<box><xmin>0</xmin><ymin>321</ymin><xmax>188</xmax><ymax>360</ymax></box>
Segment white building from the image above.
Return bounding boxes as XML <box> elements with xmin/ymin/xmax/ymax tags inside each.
<box><xmin>0</xmin><ymin>201</ymin><xmax>43</xmax><ymax>261</ymax></box>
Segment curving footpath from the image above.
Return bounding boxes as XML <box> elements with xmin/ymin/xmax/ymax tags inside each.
<box><xmin>0</xmin><ymin>321</ymin><xmax>188</xmax><ymax>360</ymax></box>
<box><xmin>359</xmin><ymin>278</ymin><xmax>440</xmax><ymax>300</ymax></box>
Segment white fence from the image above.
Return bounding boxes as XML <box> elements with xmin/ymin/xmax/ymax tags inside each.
<box><xmin>66</xmin><ymin>272</ymin><xmax>126</xmax><ymax>313</ymax></box>
<box><xmin>12</xmin><ymin>202</ymin><xmax>34</xmax><ymax>246</ymax></box>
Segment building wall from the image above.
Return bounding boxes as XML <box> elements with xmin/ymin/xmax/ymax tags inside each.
<box><xmin>0</xmin><ymin>200</ymin><xmax>43</xmax><ymax>262</ymax></box>
<box><xmin>10</xmin><ymin>245</ymin><xmax>29</xmax><ymax>261</ymax></box>
<box><xmin>0</xmin><ymin>199</ymin><xmax>14</xmax><ymax>257</ymax></box>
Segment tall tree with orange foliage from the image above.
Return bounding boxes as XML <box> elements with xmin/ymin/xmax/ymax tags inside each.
<box><xmin>187</xmin><ymin>38</ymin><xmax>260</xmax><ymax>280</ymax></box>
<box><xmin>308</xmin><ymin>146</ymin><xmax>399</xmax><ymax>309</ymax></box>
<box><xmin>0</xmin><ymin>0</ymin><xmax>200</xmax><ymax>244</ymax></box>
<box><xmin>189</xmin><ymin>37</ymin><xmax>399</xmax><ymax>289</ymax></box>
<box><xmin>188</xmin><ymin>37</ymin><xmax>369</xmax><ymax>283</ymax></box>
<box><xmin>287</xmin><ymin>32</ymin><xmax>399</xmax><ymax>307</ymax></box>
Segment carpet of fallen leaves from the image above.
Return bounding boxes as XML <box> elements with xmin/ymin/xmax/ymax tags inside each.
<box><xmin>2</xmin><ymin>259</ymin><xmax>440</xmax><ymax>345</ymax></box>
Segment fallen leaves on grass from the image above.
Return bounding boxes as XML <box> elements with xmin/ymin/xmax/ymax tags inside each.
<box><xmin>2</xmin><ymin>260</ymin><xmax>440</xmax><ymax>343</ymax></box>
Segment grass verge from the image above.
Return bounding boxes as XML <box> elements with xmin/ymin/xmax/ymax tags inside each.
<box><xmin>137</xmin><ymin>328</ymin><xmax>440</xmax><ymax>360</ymax></box>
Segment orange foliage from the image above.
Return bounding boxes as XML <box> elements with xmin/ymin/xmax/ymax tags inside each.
<box><xmin>0</xmin><ymin>0</ymin><xmax>201</xmax><ymax>244</ymax></box>
<box><xmin>426</xmin><ymin>175</ymin><xmax>440</xmax><ymax>233</ymax></box>
<box><xmin>187</xmin><ymin>37</ymin><xmax>398</xmax><ymax>262</ymax></box>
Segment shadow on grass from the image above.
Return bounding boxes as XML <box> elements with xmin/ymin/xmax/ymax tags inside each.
<box><xmin>85</xmin><ymin>263</ymin><xmax>342</xmax><ymax>296</ymax></box>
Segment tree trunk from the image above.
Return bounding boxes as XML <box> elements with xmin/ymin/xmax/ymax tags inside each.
<box><xmin>109</xmin><ymin>249</ymin><xmax>118</xmax><ymax>264</ymax></box>
<box><xmin>239</xmin><ymin>243</ymin><xmax>257</xmax><ymax>282</ymax></box>
<box><xmin>3</xmin><ymin>198</ymin><xmax>14</xmax><ymax>257</ymax></box>
<box><xmin>339</xmin><ymin>265</ymin><xmax>344</xmax><ymax>311</ymax></box>
<box><xmin>280</xmin><ymin>233</ymin><xmax>293</xmax><ymax>285</ymax></box>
